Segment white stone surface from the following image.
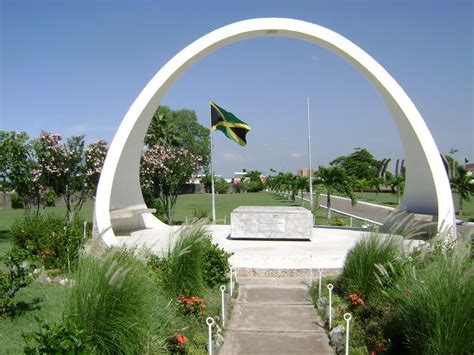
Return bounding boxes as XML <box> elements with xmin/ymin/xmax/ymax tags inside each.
<box><xmin>114</xmin><ymin>225</ymin><xmax>421</xmax><ymax>270</ymax></box>
<box><xmin>94</xmin><ymin>18</ymin><xmax>455</xmax><ymax>245</ymax></box>
<box><xmin>231</xmin><ymin>206</ymin><xmax>312</xmax><ymax>240</ymax></box>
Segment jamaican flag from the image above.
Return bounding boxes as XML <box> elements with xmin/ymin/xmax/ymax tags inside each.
<box><xmin>210</xmin><ymin>101</ymin><xmax>251</xmax><ymax>146</ymax></box>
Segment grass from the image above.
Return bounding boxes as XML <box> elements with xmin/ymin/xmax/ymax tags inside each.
<box><xmin>65</xmin><ymin>249</ymin><xmax>173</xmax><ymax>354</ymax></box>
<box><xmin>348</xmin><ymin>191</ymin><xmax>474</xmax><ymax>221</ymax></box>
<box><xmin>0</xmin><ymin>281</ymin><xmax>68</xmax><ymax>354</ymax></box>
<box><xmin>0</xmin><ymin>202</ymin><xmax>94</xmax><ymax>265</ymax></box>
<box><xmin>173</xmin><ymin>191</ymin><xmax>365</xmax><ymax>227</ymax></box>
<box><xmin>383</xmin><ymin>247</ymin><xmax>474</xmax><ymax>354</ymax></box>
<box><xmin>338</xmin><ymin>233</ymin><xmax>401</xmax><ymax>299</ymax></box>
<box><xmin>160</xmin><ymin>223</ymin><xmax>208</xmax><ymax>297</ymax></box>
<box><xmin>0</xmin><ymin>202</ymin><xmax>94</xmax><ymax>231</ymax></box>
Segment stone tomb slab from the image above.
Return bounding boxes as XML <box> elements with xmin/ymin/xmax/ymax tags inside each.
<box><xmin>230</xmin><ymin>206</ymin><xmax>313</xmax><ymax>240</ymax></box>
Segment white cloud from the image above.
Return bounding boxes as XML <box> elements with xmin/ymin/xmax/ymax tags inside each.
<box><xmin>290</xmin><ymin>152</ymin><xmax>304</xmax><ymax>159</ymax></box>
<box><xmin>222</xmin><ymin>153</ymin><xmax>245</xmax><ymax>162</ymax></box>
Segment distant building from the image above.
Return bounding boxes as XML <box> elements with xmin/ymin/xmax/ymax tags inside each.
<box><xmin>232</xmin><ymin>171</ymin><xmax>247</xmax><ymax>184</ymax></box>
<box><xmin>296</xmin><ymin>168</ymin><xmax>318</xmax><ymax>177</ymax></box>
<box><xmin>188</xmin><ymin>174</ymin><xmax>221</xmax><ymax>184</ymax></box>
<box><xmin>465</xmin><ymin>163</ymin><xmax>474</xmax><ymax>176</ymax></box>
<box><xmin>232</xmin><ymin>169</ymin><xmax>266</xmax><ymax>184</ymax></box>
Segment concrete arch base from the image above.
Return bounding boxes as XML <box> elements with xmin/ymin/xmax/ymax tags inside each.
<box><xmin>93</xmin><ymin>18</ymin><xmax>455</xmax><ymax>246</ymax></box>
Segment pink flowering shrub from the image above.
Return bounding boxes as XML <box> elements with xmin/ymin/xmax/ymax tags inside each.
<box><xmin>140</xmin><ymin>144</ymin><xmax>202</xmax><ymax>224</ymax></box>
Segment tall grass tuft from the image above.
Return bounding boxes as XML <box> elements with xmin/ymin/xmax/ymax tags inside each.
<box><xmin>161</xmin><ymin>222</ymin><xmax>208</xmax><ymax>297</ymax></box>
<box><xmin>383</xmin><ymin>245</ymin><xmax>474</xmax><ymax>354</ymax></box>
<box><xmin>339</xmin><ymin>233</ymin><xmax>401</xmax><ymax>299</ymax></box>
<box><xmin>64</xmin><ymin>248</ymin><xmax>173</xmax><ymax>354</ymax></box>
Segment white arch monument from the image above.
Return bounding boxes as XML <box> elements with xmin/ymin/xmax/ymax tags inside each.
<box><xmin>93</xmin><ymin>18</ymin><xmax>455</xmax><ymax>245</ymax></box>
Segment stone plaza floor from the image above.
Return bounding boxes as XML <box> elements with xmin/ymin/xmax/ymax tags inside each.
<box><xmin>116</xmin><ymin>225</ymin><xmax>421</xmax><ymax>272</ymax></box>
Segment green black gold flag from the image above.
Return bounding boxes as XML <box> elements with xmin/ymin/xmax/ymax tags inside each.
<box><xmin>210</xmin><ymin>101</ymin><xmax>251</xmax><ymax>146</ymax></box>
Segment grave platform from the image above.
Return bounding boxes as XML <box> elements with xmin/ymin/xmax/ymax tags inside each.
<box><xmin>230</xmin><ymin>206</ymin><xmax>313</xmax><ymax>240</ymax></box>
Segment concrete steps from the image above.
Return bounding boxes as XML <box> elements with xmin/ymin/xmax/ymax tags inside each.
<box><xmin>219</xmin><ymin>278</ymin><xmax>333</xmax><ymax>355</ymax></box>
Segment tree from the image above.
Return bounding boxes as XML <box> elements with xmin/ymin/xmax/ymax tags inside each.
<box><xmin>295</xmin><ymin>175</ymin><xmax>309</xmax><ymax>205</ymax></box>
<box><xmin>1</xmin><ymin>130</ymin><xmax>108</xmax><ymax>219</ymax></box>
<box><xmin>140</xmin><ymin>145</ymin><xmax>202</xmax><ymax>225</ymax></box>
<box><xmin>369</xmin><ymin>177</ymin><xmax>384</xmax><ymax>200</ymax></box>
<box><xmin>445</xmin><ymin>154</ymin><xmax>461</xmax><ymax>181</ymax></box>
<box><xmin>389</xmin><ymin>174</ymin><xmax>405</xmax><ymax>205</ymax></box>
<box><xmin>354</xmin><ymin>179</ymin><xmax>370</xmax><ymax>198</ymax></box>
<box><xmin>314</xmin><ymin>166</ymin><xmax>356</xmax><ymax>220</ymax></box>
<box><xmin>330</xmin><ymin>148</ymin><xmax>382</xmax><ymax>180</ymax></box>
<box><xmin>451</xmin><ymin>165</ymin><xmax>474</xmax><ymax>215</ymax></box>
<box><xmin>33</xmin><ymin>132</ymin><xmax>108</xmax><ymax>222</ymax></box>
<box><xmin>0</xmin><ymin>131</ymin><xmax>46</xmax><ymax>213</ymax></box>
<box><xmin>242</xmin><ymin>170</ymin><xmax>265</xmax><ymax>192</ymax></box>
<box><xmin>145</xmin><ymin>106</ymin><xmax>210</xmax><ymax>170</ymax></box>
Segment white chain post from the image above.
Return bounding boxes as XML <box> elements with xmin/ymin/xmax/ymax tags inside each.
<box><xmin>229</xmin><ymin>266</ymin><xmax>233</xmax><ymax>297</ymax></box>
<box><xmin>206</xmin><ymin>317</ymin><xmax>215</xmax><ymax>355</ymax></box>
<box><xmin>309</xmin><ymin>255</ymin><xmax>313</xmax><ymax>286</ymax></box>
<box><xmin>344</xmin><ymin>313</ymin><xmax>352</xmax><ymax>355</ymax></box>
<box><xmin>327</xmin><ymin>283</ymin><xmax>334</xmax><ymax>329</ymax></box>
<box><xmin>318</xmin><ymin>269</ymin><xmax>323</xmax><ymax>299</ymax></box>
<box><xmin>220</xmin><ymin>285</ymin><xmax>226</xmax><ymax>327</ymax></box>
<box><xmin>350</xmin><ymin>216</ymin><xmax>353</xmax><ymax>227</ymax></box>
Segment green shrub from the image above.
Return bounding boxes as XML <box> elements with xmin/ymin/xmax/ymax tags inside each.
<box><xmin>10</xmin><ymin>193</ymin><xmax>24</xmax><ymax>209</ymax></box>
<box><xmin>65</xmin><ymin>249</ymin><xmax>173</xmax><ymax>354</ymax></box>
<box><xmin>330</xmin><ymin>216</ymin><xmax>345</xmax><ymax>226</ymax></box>
<box><xmin>383</xmin><ymin>247</ymin><xmax>474</xmax><ymax>354</ymax></box>
<box><xmin>339</xmin><ymin>233</ymin><xmax>401</xmax><ymax>299</ymax></box>
<box><xmin>192</xmin><ymin>208</ymin><xmax>209</xmax><ymax>219</ymax></box>
<box><xmin>246</xmin><ymin>180</ymin><xmax>265</xmax><ymax>192</ymax></box>
<box><xmin>0</xmin><ymin>247</ymin><xmax>38</xmax><ymax>317</ymax></box>
<box><xmin>10</xmin><ymin>214</ymin><xmax>89</xmax><ymax>272</ymax></box>
<box><xmin>201</xmin><ymin>236</ymin><xmax>233</xmax><ymax>288</ymax></box>
<box><xmin>160</xmin><ymin>224</ymin><xmax>207</xmax><ymax>297</ymax></box>
<box><xmin>154</xmin><ymin>223</ymin><xmax>233</xmax><ymax>295</ymax></box>
<box><xmin>23</xmin><ymin>317</ymin><xmax>94</xmax><ymax>354</ymax></box>
<box><xmin>152</xmin><ymin>198</ymin><xmax>168</xmax><ymax>222</ymax></box>
<box><xmin>44</xmin><ymin>190</ymin><xmax>56</xmax><ymax>207</ymax></box>
<box><xmin>215</xmin><ymin>179</ymin><xmax>229</xmax><ymax>194</ymax></box>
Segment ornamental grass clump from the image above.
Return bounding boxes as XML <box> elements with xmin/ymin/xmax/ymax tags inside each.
<box><xmin>161</xmin><ymin>223</ymin><xmax>208</xmax><ymax>297</ymax></box>
<box><xmin>382</xmin><ymin>245</ymin><xmax>474</xmax><ymax>354</ymax></box>
<box><xmin>64</xmin><ymin>249</ymin><xmax>173</xmax><ymax>354</ymax></box>
<box><xmin>339</xmin><ymin>233</ymin><xmax>401</xmax><ymax>299</ymax></box>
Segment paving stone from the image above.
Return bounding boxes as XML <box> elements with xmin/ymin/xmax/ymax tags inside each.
<box><xmin>220</xmin><ymin>277</ymin><xmax>334</xmax><ymax>354</ymax></box>
<box><xmin>219</xmin><ymin>331</ymin><xmax>333</xmax><ymax>355</ymax></box>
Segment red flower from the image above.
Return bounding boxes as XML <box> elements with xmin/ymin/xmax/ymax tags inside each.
<box><xmin>175</xmin><ymin>334</ymin><xmax>188</xmax><ymax>347</ymax></box>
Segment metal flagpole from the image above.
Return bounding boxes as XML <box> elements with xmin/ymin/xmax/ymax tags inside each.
<box><xmin>307</xmin><ymin>97</ymin><xmax>314</xmax><ymax>209</ymax></box>
<box><xmin>209</xmin><ymin>100</ymin><xmax>216</xmax><ymax>223</ymax></box>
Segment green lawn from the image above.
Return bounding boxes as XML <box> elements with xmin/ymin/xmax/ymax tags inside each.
<box><xmin>0</xmin><ymin>203</ymin><xmax>94</xmax><ymax>260</ymax></box>
<box><xmin>0</xmin><ymin>202</ymin><xmax>94</xmax><ymax>231</ymax></box>
<box><xmin>349</xmin><ymin>191</ymin><xmax>474</xmax><ymax>221</ymax></box>
<box><xmin>173</xmin><ymin>191</ymin><xmax>365</xmax><ymax>227</ymax></box>
<box><xmin>0</xmin><ymin>281</ymin><xmax>68</xmax><ymax>354</ymax></box>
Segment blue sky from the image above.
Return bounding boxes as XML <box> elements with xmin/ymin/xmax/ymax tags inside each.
<box><xmin>1</xmin><ymin>0</ymin><xmax>472</xmax><ymax>178</ymax></box>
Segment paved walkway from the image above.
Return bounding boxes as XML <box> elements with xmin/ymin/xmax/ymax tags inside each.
<box><xmin>219</xmin><ymin>277</ymin><xmax>333</xmax><ymax>355</ymax></box>
<box><xmin>317</xmin><ymin>194</ymin><xmax>474</xmax><ymax>236</ymax></box>
<box><xmin>318</xmin><ymin>194</ymin><xmax>392</xmax><ymax>224</ymax></box>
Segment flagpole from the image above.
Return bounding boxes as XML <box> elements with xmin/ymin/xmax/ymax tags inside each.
<box><xmin>307</xmin><ymin>97</ymin><xmax>314</xmax><ymax>209</ymax></box>
<box><xmin>209</xmin><ymin>100</ymin><xmax>216</xmax><ymax>223</ymax></box>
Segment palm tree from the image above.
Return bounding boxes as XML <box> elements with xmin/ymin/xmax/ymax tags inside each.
<box><xmin>369</xmin><ymin>177</ymin><xmax>384</xmax><ymax>200</ymax></box>
<box><xmin>295</xmin><ymin>175</ymin><xmax>309</xmax><ymax>205</ymax></box>
<box><xmin>355</xmin><ymin>178</ymin><xmax>369</xmax><ymax>198</ymax></box>
<box><xmin>314</xmin><ymin>166</ymin><xmax>356</xmax><ymax>220</ymax></box>
<box><xmin>390</xmin><ymin>175</ymin><xmax>405</xmax><ymax>205</ymax></box>
<box><xmin>451</xmin><ymin>166</ymin><xmax>474</xmax><ymax>215</ymax></box>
